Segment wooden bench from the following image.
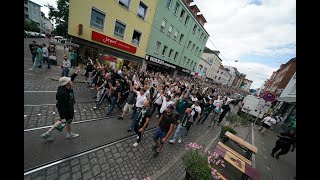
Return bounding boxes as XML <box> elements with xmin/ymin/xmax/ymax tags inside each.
<box><xmin>218</xmin><ymin>142</ymin><xmax>251</xmax><ymax>166</ymax></box>
<box><xmin>225</xmin><ymin>131</ymin><xmax>257</xmax><ymax>159</ymax></box>
<box><xmin>214</xmin><ymin>144</ymin><xmax>259</xmax><ymax>180</ymax></box>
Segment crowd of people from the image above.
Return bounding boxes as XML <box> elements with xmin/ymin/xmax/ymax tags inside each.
<box><xmin>40</xmin><ymin>55</ymin><xmax>252</xmax><ymax>157</ymax></box>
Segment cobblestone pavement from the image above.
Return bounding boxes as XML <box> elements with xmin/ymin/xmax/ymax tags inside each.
<box><xmin>24</xmin><ymin>119</ymin><xmax>224</xmax><ymax>180</ymax></box>
<box><xmin>24</xmin><ymin>102</ymin><xmax>117</xmax><ymax>129</ymax></box>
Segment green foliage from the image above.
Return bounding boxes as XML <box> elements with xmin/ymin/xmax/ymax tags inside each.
<box><xmin>221</xmin><ymin>125</ymin><xmax>237</xmax><ymax>135</ymax></box>
<box><xmin>226</xmin><ymin>113</ymin><xmax>251</xmax><ymax>127</ymax></box>
<box><xmin>47</xmin><ymin>0</ymin><xmax>69</xmax><ymax>37</ymax></box>
<box><xmin>183</xmin><ymin>150</ymin><xmax>213</xmax><ymax>180</ymax></box>
<box><xmin>24</xmin><ymin>20</ymin><xmax>40</xmax><ymax>32</ymax></box>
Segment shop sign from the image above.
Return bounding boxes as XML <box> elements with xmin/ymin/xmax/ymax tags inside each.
<box><xmin>145</xmin><ymin>55</ymin><xmax>176</xmax><ymax>69</ymax></box>
<box><xmin>103</xmin><ymin>55</ymin><xmax>117</xmax><ymax>62</ymax></box>
<box><xmin>92</xmin><ymin>31</ymin><xmax>137</xmax><ymax>54</ymax></box>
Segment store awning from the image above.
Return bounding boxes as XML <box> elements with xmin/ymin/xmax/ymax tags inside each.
<box><xmin>277</xmin><ymin>96</ymin><xmax>296</xmax><ymax>103</ymax></box>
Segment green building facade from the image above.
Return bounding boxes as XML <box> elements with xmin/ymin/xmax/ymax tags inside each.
<box><xmin>144</xmin><ymin>0</ymin><xmax>209</xmax><ymax>75</ymax></box>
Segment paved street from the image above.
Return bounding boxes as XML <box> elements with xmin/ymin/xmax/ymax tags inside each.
<box><xmin>24</xmin><ymin>38</ymin><xmax>295</xmax><ymax>179</ymax></box>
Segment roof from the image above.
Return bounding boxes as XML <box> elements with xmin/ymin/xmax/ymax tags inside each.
<box><xmin>190</xmin><ymin>5</ymin><xmax>200</xmax><ymax>13</ymax></box>
<box><xmin>196</xmin><ymin>14</ymin><xmax>207</xmax><ymax>23</ymax></box>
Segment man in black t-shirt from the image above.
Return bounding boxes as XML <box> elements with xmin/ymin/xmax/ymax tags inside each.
<box><xmin>153</xmin><ymin>104</ymin><xmax>176</xmax><ymax>157</ymax></box>
<box><xmin>271</xmin><ymin>129</ymin><xmax>296</xmax><ymax>159</ymax></box>
<box><xmin>106</xmin><ymin>80</ymin><xmax>123</xmax><ymax>116</ymax></box>
<box><xmin>133</xmin><ymin>100</ymin><xmax>152</xmax><ymax>147</ymax></box>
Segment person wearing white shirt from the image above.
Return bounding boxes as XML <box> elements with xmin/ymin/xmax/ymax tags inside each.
<box><xmin>191</xmin><ymin>102</ymin><xmax>202</xmax><ymax>123</ymax></box>
<box><xmin>42</xmin><ymin>44</ymin><xmax>50</xmax><ymax>69</ymax></box>
<box><xmin>152</xmin><ymin>90</ymin><xmax>164</xmax><ymax>117</ymax></box>
<box><xmin>160</xmin><ymin>95</ymin><xmax>174</xmax><ymax>114</ymax></box>
<box><xmin>128</xmin><ymin>84</ymin><xmax>147</xmax><ymax>132</ymax></box>
<box><xmin>259</xmin><ymin>116</ymin><xmax>277</xmax><ymax>134</ymax></box>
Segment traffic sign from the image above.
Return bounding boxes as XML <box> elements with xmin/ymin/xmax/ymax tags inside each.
<box><xmin>262</xmin><ymin>93</ymin><xmax>276</xmax><ymax>102</ymax></box>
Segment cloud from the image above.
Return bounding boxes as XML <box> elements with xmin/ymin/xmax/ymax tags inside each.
<box><xmin>194</xmin><ymin>0</ymin><xmax>296</xmax><ymax>88</ymax></box>
<box><xmin>231</xmin><ymin>62</ymin><xmax>277</xmax><ymax>89</ymax></box>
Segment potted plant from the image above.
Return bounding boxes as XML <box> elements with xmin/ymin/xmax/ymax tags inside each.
<box><xmin>220</xmin><ymin>125</ymin><xmax>237</xmax><ymax>143</ymax></box>
<box><xmin>182</xmin><ymin>143</ymin><xmax>225</xmax><ymax>180</ymax></box>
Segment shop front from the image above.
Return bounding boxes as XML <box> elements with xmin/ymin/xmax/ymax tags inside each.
<box><xmin>70</xmin><ymin>31</ymin><xmax>142</xmax><ymax>70</ymax></box>
<box><xmin>175</xmin><ymin>66</ymin><xmax>192</xmax><ymax>76</ymax></box>
<box><xmin>144</xmin><ymin>54</ymin><xmax>176</xmax><ymax>74</ymax></box>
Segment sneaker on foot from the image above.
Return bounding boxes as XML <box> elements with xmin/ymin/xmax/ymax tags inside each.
<box><xmin>66</xmin><ymin>132</ymin><xmax>79</xmax><ymax>139</ymax></box>
<box><xmin>156</xmin><ymin>115</ymin><xmax>159</xmax><ymax>118</ymax></box>
<box><xmin>118</xmin><ymin>116</ymin><xmax>124</xmax><ymax>120</ymax></box>
<box><xmin>29</xmin><ymin>68</ymin><xmax>34</xmax><ymax>71</ymax></box>
<box><xmin>41</xmin><ymin>132</ymin><xmax>53</xmax><ymax>141</ymax></box>
<box><xmin>178</xmin><ymin>139</ymin><xmax>182</xmax><ymax>143</ymax></box>
<box><xmin>169</xmin><ymin>140</ymin><xmax>175</xmax><ymax>144</ymax></box>
<box><xmin>136</xmin><ymin>136</ymin><xmax>140</xmax><ymax>140</ymax></box>
<box><xmin>127</xmin><ymin>128</ymin><xmax>133</xmax><ymax>132</ymax></box>
<box><xmin>133</xmin><ymin>142</ymin><xmax>139</xmax><ymax>147</ymax></box>
<box><xmin>154</xmin><ymin>151</ymin><xmax>160</xmax><ymax>158</ymax></box>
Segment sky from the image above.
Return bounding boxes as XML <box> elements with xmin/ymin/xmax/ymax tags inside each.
<box><xmin>32</xmin><ymin>0</ymin><xmax>296</xmax><ymax>89</ymax></box>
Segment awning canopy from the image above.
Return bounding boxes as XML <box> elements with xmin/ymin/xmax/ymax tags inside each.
<box><xmin>277</xmin><ymin>96</ymin><xmax>296</xmax><ymax>103</ymax></box>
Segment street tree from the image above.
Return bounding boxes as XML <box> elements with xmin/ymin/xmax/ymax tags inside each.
<box><xmin>46</xmin><ymin>0</ymin><xmax>69</xmax><ymax>37</ymax></box>
<box><xmin>24</xmin><ymin>19</ymin><xmax>40</xmax><ymax>32</ymax></box>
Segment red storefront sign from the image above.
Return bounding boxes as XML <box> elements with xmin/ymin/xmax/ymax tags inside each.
<box><xmin>103</xmin><ymin>55</ymin><xmax>117</xmax><ymax>62</ymax></box>
<box><xmin>91</xmin><ymin>31</ymin><xmax>137</xmax><ymax>54</ymax></box>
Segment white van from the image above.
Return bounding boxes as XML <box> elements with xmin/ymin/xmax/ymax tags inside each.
<box><xmin>240</xmin><ymin>95</ymin><xmax>271</xmax><ymax>119</ymax></box>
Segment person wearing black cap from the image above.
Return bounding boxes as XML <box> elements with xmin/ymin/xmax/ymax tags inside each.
<box><xmin>153</xmin><ymin>104</ymin><xmax>176</xmax><ymax>157</ymax></box>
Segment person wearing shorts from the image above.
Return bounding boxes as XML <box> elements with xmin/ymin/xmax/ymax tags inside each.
<box><xmin>153</xmin><ymin>104</ymin><xmax>176</xmax><ymax>157</ymax></box>
<box><xmin>41</xmin><ymin>67</ymin><xmax>81</xmax><ymax>141</ymax></box>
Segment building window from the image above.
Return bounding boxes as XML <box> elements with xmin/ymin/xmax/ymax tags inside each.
<box><xmin>179</xmin><ymin>34</ymin><xmax>184</xmax><ymax>43</ymax></box>
<box><xmin>155</xmin><ymin>41</ymin><xmax>161</xmax><ymax>53</ymax></box>
<box><xmin>203</xmin><ymin>36</ymin><xmax>207</xmax><ymax>43</ymax></box>
<box><xmin>137</xmin><ymin>1</ymin><xmax>148</xmax><ymax>20</ymax></box>
<box><xmin>187</xmin><ymin>41</ymin><xmax>191</xmax><ymax>49</ymax></box>
<box><xmin>174</xmin><ymin>2</ymin><xmax>180</xmax><ymax>15</ymax></box>
<box><xmin>162</xmin><ymin>45</ymin><xmax>168</xmax><ymax>56</ymax></box>
<box><xmin>195</xmin><ymin>47</ymin><xmax>198</xmax><ymax>54</ymax></box>
<box><xmin>90</xmin><ymin>8</ymin><xmax>105</xmax><ymax>30</ymax></box>
<box><xmin>200</xmin><ymin>33</ymin><xmax>204</xmax><ymax>41</ymax></box>
<box><xmin>173</xmin><ymin>30</ymin><xmax>178</xmax><ymax>40</ymax></box>
<box><xmin>198</xmin><ymin>49</ymin><xmax>202</xmax><ymax>56</ymax></box>
<box><xmin>218</xmin><ymin>77</ymin><xmax>221</xmax><ymax>80</ymax></box>
<box><xmin>185</xmin><ymin>15</ymin><xmax>189</xmax><ymax>25</ymax></box>
<box><xmin>190</xmin><ymin>61</ymin><xmax>193</xmax><ymax>68</ymax></box>
<box><xmin>174</xmin><ymin>52</ymin><xmax>178</xmax><ymax>60</ymax></box>
<box><xmin>192</xmin><ymin>25</ymin><xmax>197</xmax><ymax>34</ymax></box>
<box><xmin>168</xmin><ymin>49</ymin><xmax>174</xmax><ymax>58</ymax></box>
<box><xmin>215</xmin><ymin>76</ymin><xmax>217</xmax><ymax>79</ymax></box>
<box><xmin>186</xmin><ymin>58</ymin><xmax>190</xmax><ymax>65</ymax></box>
<box><xmin>160</xmin><ymin>18</ymin><xmax>166</xmax><ymax>32</ymax></box>
<box><xmin>166</xmin><ymin>0</ymin><xmax>172</xmax><ymax>8</ymax></box>
<box><xmin>183</xmin><ymin>56</ymin><xmax>186</xmax><ymax>64</ymax></box>
<box><xmin>198</xmin><ymin>29</ymin><xmax>201</xmax><ymax>37</ymax></box>
<box><xmin>204</xmin><ymin>67</ymin><xmax>207</xmax><ymax>73</ymax></box>
<box><xmin>191</xmin><ymin>44</ymin><xmax>195</xmax><ymax>52</ymax></box>
<box><xmin>217</xmin><ymin>70</ymin><xmax>219</xmax><ymax>73</ymax></box>
<box><xmin>221</xmin><ymin>72</ymin><xmax>223</xmax><ymax>74</ymax></box>
<box><xmin>114</xmin><ymin>20</ymin><xmax>126</xmax><ymax>39</ymax></box>
<box><xmin>198</xmin><ymin>65</ymin><xmax>203</xmax><ymax>70</ymax></box>
<box><xmin>179</xmin><ymin>9</ymin><xmax>185</xmax><ymax>21</ymax></box>
<box><xmin>119</xmin><ymin>0</ymin><xmax>131</xmax><ymax>9</ymax></box>
<box><xmin>132</xmin><ymin>30</ymin><xmax>141</xmax><ymax>45</ymax></box>
<box><xmin>168</xmin><ymin>25</ymin><xmax>173</xmax><ymax>36</ymax></box>
<box><xmin>193</xmin><ymin>63</ymin><xmax>196</xmax><ymax>71</ymax></box>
